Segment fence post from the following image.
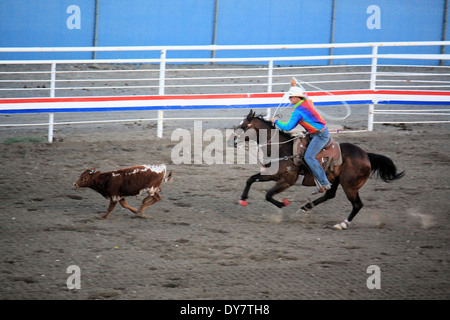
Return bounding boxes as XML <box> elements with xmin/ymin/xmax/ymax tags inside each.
<box><xmin>48</xmin><ymin>62</ymin><xmax>56</xmax><ymax>143</ymax></box>
<box><xmin>157</xmin><ymin>49</ymin><xmax>166</xmax><ymax>138</ymax></box>
<box><xmin>368</xmin><ymin>45</ymin><xmax>378</xmax><ymax>131</ymax></box>
<box><xmin>266</xmin><ymin>59</ymin><xmax>274</xmax><ymax>119</ymax></box>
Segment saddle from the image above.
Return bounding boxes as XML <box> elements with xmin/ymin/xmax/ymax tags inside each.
<box><xmin>292</xmin><ymin>135</ymin><xmax>343</xmax><ymax>172</ymax></box>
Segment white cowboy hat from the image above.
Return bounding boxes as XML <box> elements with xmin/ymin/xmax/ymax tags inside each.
<box><xmin>288</xmin><ymin>86</ymin><xmax>305</xmax><ymax>97</ymax></box>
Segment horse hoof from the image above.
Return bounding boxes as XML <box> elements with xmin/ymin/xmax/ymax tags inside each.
<box><xmin>296</xmin><ymin>206</ymin><xmax>308</xmax><ymax>214</ymax></box>
<box><xmin>333</xmin><ymin>223</ymin><xmax>343</xmax><ymax>230</ymax></box>
<box><xmin>282</xmin><ymin>198</ymin><xmax>291</xmax><ymax>206</ymax></box>
<box><xmin>333</xmin><ymin>221</ymin><xmax>349</xmax><ymax>230</ymax></box>
<box><xmin>239</xmin><ymin>200</ymin><xmax>248</xmax><ymax>206</ymax></box>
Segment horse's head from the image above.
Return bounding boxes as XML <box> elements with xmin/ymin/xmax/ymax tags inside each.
<box><xmin>227</xmin><ymin>109</ymin><xmax>273</xmax><ymax>148</ymax></box>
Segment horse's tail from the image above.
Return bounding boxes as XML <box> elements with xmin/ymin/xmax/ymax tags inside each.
<box><xmin>367</xmin><ymin>153</ymin><xmax>405</xmax><ymax>182</ymax></box>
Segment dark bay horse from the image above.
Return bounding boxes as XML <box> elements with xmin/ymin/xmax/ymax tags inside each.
<box><xmin>228</xmin><ymin>110</ymin><xmax>404</xmax><ymax>229</ymax></box>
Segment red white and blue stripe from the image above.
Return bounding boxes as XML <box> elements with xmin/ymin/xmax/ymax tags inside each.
<box><xmin>1</xmin><ymin>90</ymin><xmax>450</xmax><ymax>114</ymax></box>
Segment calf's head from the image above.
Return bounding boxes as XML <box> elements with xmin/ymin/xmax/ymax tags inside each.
<box><xmin>74</xmin><ymin>168</ymin><xmax>99</xmax><ymax>188</ymax></box>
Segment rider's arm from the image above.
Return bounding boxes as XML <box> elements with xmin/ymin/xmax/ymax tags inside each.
<box><xmin>274</xmin><ymin>107</ymin><xmax>303</xmax><ymax>131</ymax></box>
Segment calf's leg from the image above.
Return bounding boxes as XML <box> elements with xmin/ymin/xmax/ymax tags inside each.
<box><xmin>102</xmin><ymin>200</ymin><xmax>117</xmax><ymax>219</ymax></box>
<box><xmin>137</xmin><ymin>192</ymin><xmax>162</xmax><ymax>216</ymax></box>
<box><xmin>119</xmin><ymin>198</ymin><xmax>138</xmax><ymax>214</ymax></box>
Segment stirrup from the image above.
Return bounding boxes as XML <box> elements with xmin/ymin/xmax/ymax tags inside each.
<box><xmin>311</xmin><ymin>184</ymin><xmax>331</xmax><ymax>195</ymax></box>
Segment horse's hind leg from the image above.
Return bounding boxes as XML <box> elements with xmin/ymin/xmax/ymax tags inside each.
<box><xmin>299</xmin><ymin>181</ymin><xmax>339</xmax><ymax>212</ymax></box>
<box><xmin>334</xmin><ymin>188</ymin><xmax>364</xmax><ymax>230</ymax></box>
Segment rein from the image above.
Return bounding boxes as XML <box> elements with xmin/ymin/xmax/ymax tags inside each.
<box><xmin>234</xmin><ymin>115</ymin><xmax>304</xmax><ymax>167</ymax></box>
<box><xmin>254</xmin><ymin>120</ymin><xmax>302</xmax><ymax>166</ymax></box>
<box><xmin>257</xmin><ymin>137</ymin><xmax>299</xmax><ymax>165</ymax></box>
<box><xmin>258</xmin><ymin>147</ymin><xmax>301</xmax><ymax>164</ymax></box>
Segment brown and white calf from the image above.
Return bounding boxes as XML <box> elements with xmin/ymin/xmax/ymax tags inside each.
<box><xmin>74</xmin><ymin>164</ymin><xmax>173</xmax><ymax>219</ymax></box>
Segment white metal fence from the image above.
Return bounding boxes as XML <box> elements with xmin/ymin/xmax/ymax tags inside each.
<box><xmin>1</xmin><ymin>41</ymin><xmax>450</xmax><ymax>142</ymax></box>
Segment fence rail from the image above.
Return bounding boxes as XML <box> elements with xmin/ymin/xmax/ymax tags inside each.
<box><xmin>1</xmin><ymin>41</ymin><xmax>450</xmax><ymax>142</ymax></box>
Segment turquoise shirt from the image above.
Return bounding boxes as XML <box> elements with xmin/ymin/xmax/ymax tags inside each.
<box><xmin>274</xmin><ymin>99</ymin><xmax>326</xmax><ymax>133</ymax></box>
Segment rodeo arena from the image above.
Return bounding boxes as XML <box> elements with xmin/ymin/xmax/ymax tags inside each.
<box><xmin>0</xmin><ymin>0</ymin><xmax>449</xmax><ymax>308</ymax></box>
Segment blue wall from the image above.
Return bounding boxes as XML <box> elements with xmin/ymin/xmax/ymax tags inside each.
<box><xmin>215</xmin><ymin>0</ymin><xmax>333</xmax><ymax>61</ymax></box>
<box><xmin>332</xmin><ymin>0</ymin><xmax>446</xmax><ymax>64</ymax></box>
<box><xmin>95</xmin><ymin>0</ymin><xmax>215</xmax><ymax>59</ymax></box>
<box><xmin>0</xmin><ymin>0</ymin><xmax>95</xmax><ymax>59</ymax></box>
<box><xmin>0</xmin><ymin>0</ymin><xmax>447</xmax><ymax>64</ymax></box>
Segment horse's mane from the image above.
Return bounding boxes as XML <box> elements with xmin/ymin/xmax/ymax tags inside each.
<box><xmin>253</xmin><ymin>114</ymin><xmax>295</xmax><ymax>140</ymax></box>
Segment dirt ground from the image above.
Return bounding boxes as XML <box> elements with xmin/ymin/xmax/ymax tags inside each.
<box><xmin>0</xmin><ymin>113</ymin><xmax>449</xmax><ymax>301</ymax></box>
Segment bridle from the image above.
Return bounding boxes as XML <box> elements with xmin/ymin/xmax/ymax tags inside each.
<box><xmin>234</xmin><ymin>116</ymin><xmax>303</xmax><ymax>167</ymax></box>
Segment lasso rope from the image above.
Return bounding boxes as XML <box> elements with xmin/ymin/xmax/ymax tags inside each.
<box><xmin>292</xmin><ymin>77</ymin><xmax>352</xmax><ymax>121</ymax></box>
<box><xmin>272</xmin><ymin>77</ymin><xmax>352</xmax><ymax>121</ymax></box>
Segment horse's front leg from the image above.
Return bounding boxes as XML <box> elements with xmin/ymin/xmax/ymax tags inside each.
<box><xmin>240</xmin><ymin>173</ymin><xmax>272</xmax><ymax>206</ymax></box>
<box><xmin>266</xmin><ymin>180</ymin><xmax>292</xmax><ymax>208</ymax></box>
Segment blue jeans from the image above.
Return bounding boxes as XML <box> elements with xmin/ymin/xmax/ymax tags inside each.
<box><xmin>304</xmin><ymin>127</ymin><xmax>331</xmax><ymax>187</ymax></box>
